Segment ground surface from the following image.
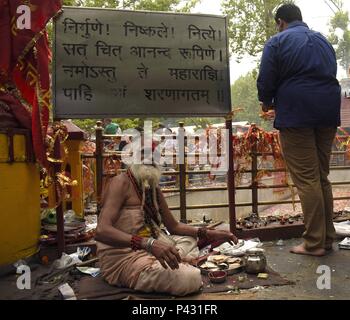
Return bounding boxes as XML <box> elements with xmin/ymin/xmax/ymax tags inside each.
<box><xmin>0</xmin><ymin>238</ymin><xmax>349</xmax><ymax>300</ymax></box>
<box><xmin>185</xmin><ymin>238</ymin><xmax>350</xmax><ymax>300</ymax></box>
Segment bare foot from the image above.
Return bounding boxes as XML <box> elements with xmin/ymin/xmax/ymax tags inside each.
<box><xmin>290</xmin><ymin>243</ymin><xmax>325</xmax><ymax>257</ymax></box>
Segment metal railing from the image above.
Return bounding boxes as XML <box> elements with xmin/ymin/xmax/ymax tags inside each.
<box><xmin>82</xmin><ymin>122</ymin><xmax>350</xmax><ymax>230</ymax></box>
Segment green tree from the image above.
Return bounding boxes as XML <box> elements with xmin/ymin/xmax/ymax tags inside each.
<box><xmin>63</xmin><ymin>0</ymin><xmax>119</xmax><ymax>7</ymax></box>
<box><xmin>122</xmin><ymin>0</ymin><xmax>200</xmax><ymax>12</ymax></box>
<box><xmin>328</xmin><ymin>5</ymin><xmax>350</xmax><ymax>75</ymax></box>
<box><xmin>72</xmin><ymin>119</ymin><xmax>99</xmax><ymax>134</ymax></box>
<box><xmin>222</xmin><ymin>0</ymin><xmax>293</xmax><ymax>61</ymax></box>
<box><xmin>63</xmin><ymin>0</ymin><xmax>201</xmax><ymax>12</ymax></box>
<box><xmin>180</xmin><ymin>117</ymin><xmax>224</xmax><ymax>129</ymax></box>
<box><xmin>72</xmin><ymin>117</ymin><xmax>166</xmax><ymax>134</ymax></box>
<box><xmin>231</xmin><ymin>72</ymin><xmax>273</xmax><ymax>130</ymax></box>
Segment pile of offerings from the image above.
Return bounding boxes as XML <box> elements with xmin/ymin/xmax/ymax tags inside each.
<box><xmin>40</xmin><ymin>209</ymin><xmax>96</xmax><ymax>245</ymax></box>
<box><xmin>236</xmin><ymin>212</ymin><xmax>304</xmax><ymax>230</ymax></box>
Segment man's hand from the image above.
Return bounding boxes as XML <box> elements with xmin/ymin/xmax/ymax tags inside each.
<box><xmin>150</xmin><ymin>240</ymin><xmax>182</xmax><ymax>270</ymax></box>
<box><xmin>260</xmin><ymin>109</ymin><xmax>276</xmax><ymax>121</ymax></box>
<box><xmin>206</xmin><ymin>229</ymin><xmax>238</xmax><ymax>244</ymax></box>
<box><xmin>260</xmin><ymin>102</ymin><xmax>273</xmax><ymax>113</ymax></box>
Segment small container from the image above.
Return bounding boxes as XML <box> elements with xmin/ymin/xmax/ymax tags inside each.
<box><xmin>244</xmin><ymin>248</ymin><xmax>267</xmax><ymax>274</ymax></box>
<box><xmin>208</xmin><ymin>270</ymin><xmax>227</xmax><ymax>284</ymax></box>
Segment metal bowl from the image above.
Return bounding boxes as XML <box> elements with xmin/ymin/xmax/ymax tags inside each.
<box><xmin>208</xmin><ymin>270</ymin><xmax>227</xmax><ymax>284</ymax></box>
<box><xmin>197</xmin><ymin>257</ymin><xmax>244</xmax><ymax>276</ymax></box>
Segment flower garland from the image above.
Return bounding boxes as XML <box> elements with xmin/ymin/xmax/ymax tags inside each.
<box><xmin>232</xmin><ymin>124</ymin><xmax>296</xmax><ymax>209</ymax></box>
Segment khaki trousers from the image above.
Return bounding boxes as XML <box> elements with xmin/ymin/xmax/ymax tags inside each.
<box><xmin>279</xmin><ymin>127</ymin><xmax>337</xmax><ymax>250</ymax></box>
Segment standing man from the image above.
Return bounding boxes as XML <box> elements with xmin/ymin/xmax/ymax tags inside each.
<box><xmin>257</xmin><ymin>4</ymin><xmax>341</xmax><ymax>256</ymax></box>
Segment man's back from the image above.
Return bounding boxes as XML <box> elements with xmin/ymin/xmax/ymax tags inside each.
<box><xmin>258</xmin><ymin>21</ymin><xmax>341</xmax><ymax>128</ymax></box>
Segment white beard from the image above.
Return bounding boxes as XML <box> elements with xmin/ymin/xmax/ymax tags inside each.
<box><xmin>129</xmin><ymin>164</ymin><xmax>161</xmax><ymax>190</ymax></box>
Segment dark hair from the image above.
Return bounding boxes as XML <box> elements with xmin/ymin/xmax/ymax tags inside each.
<box><xmin>275</xmin><ymin>3</ymin><xmax>303</xmax><ymax>23</ymax></box>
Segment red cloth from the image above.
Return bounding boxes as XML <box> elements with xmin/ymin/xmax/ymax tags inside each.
<box><xmin>0</xmin><ymin>0</ymin><xmax>11</xmax><ymax>84</ymax></box>
<box><xmin>9</xmin><ymin>0</ymin><xmax>61</xmax><ymax>73</ymax></box>
<box><xmin>31</xmin><ymin>94</ymin><xmax>47</xmax><ymax>166</ymax></box>
<box><xmin>0</xmin><ymin>91</ymin><xmax>31</xmax><ymax>129</ymax></box>
<box><xmin>0</xmin><ymin>0</ymin><xmax>62</xmax><ymax>167</ymax></box>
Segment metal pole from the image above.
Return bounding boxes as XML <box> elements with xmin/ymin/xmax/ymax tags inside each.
<box><xmin>95</xmin><ymin>121</ymin><xmax>104</xmax><ymax>214</ymax></box>
<box><xmin>53</xmin><ymin>129</ymin><xmax>65</xmax><ymax>255</ymax></box>
<box><xmin>226</xmin><ymin>115</ymin><xmax>236</xmax><ymax>234</ymax></box>
<box><xmin>251</xmin><ymin>124</ymin><xmax>259</xmax><ymax>215</ymax></box>
<box><xmin>178</xmin><ymin>122</ymin><xmax>187</xmax><ymax>223</ymax></box>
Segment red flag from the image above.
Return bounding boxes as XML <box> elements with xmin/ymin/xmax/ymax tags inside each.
<box><xmin>9</xmin><ymin>0</ymin><xmax>62</xmax><ymax>73</ymax></box>
<box><xmin>31</xmin><ymin>93</ymin><xmax>47</xmax><ymax>166</ymax></box>
<box><xmin>36</xmin><ymin>32</ymin><xmax>52</xmax><ymax>134</ymax></box>
<box><xmin>2</xmin><ymin>0</ymin><xmax>62</xmax><ymax>167</ymax></box>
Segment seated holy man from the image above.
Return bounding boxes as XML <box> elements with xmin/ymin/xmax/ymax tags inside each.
<box><xmin>95</xmin><ymin>163</ymin><xmax>237</xmax><ymax>296</ymax></box>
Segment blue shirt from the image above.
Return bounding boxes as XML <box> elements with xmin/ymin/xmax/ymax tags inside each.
<box><xmin>257</xmin><ymin>21</ymin><xmax>341</xmax><ymax>128</ymax></box>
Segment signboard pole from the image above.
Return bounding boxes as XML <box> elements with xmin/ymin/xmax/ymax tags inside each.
<box><xmin>95</xmin><ymin>121</ymin><xmax>104</xmax><ymax>214</ymax></box>
<box><xmin>178</xmin><ymin>122</ymin><xmax>187</xmax><ymax>223</ymax></box>
<box><xmin>226</xmin><ymin>114</ymin><xmax>236</xmax><ymax>234</ymax></box>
